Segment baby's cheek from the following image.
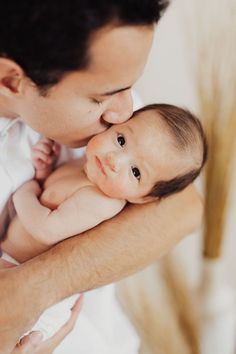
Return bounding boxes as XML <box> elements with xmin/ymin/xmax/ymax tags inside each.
<box><xmin>87</xmin><ymin>133</ymin><xmax>103</xmax><ymax>149</ymax></box>
<box><xmin>103</xmin><ymin>180</ymin><xmax>130</xmax><ymax>199</ymax></box>
<box><xmin>86</xmin><ymin>140</ymin><xmax>97</xmax><ymax>154</ymax></box>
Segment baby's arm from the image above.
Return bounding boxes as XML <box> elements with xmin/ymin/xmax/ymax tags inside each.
<box><xmin>32</xmin><ymin>138</ymin><xmax>60</xmax><ymax>183</ymax></box>
<box><xmin>13</xmin><ymin>180</ymin><xmax>126</xmax><ymax>246</ymax></box>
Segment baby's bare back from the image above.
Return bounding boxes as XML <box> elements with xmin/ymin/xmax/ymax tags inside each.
<box><xmin>2</xmin><ymin>158</ymin><xmax>91</xmax><ymax>262</ymax></box>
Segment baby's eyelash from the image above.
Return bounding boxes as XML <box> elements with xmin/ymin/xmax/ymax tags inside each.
<box><xmin>131</xmin><ymin>166</ymin><xmax>141</xmax><ymax>181</ymax></box>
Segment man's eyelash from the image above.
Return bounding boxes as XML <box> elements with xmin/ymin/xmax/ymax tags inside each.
<box><xmin>92</xmin><ymin>98</ymin><xmax>102</xmax><ymax>105</ymax></box>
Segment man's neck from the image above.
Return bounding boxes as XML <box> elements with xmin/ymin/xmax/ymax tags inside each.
<box><xmin>0</xmin><ymin>98</ymin><xmax>18</xmax><ymax>119</ymax></box>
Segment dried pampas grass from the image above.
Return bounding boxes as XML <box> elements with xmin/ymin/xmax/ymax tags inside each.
<box><xmin>194</xmin><ymin>0</ymin><xmax>236</xmax><ymax>258</ymax></box>
<box><xmin>117</xmin><ymin>257</ymin><xmax>199</xmax><ymax>354</ymax></box>
<box><xmin>116</xmin><ymin>2</ymin><xmax>236</xmax><ymax>353</ymax></box>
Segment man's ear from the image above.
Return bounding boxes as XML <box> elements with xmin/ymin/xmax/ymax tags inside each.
<box><xmin>127</xmin><ymin>195</ymin><xmax>158</xmax><ymax>204</ymax></box>
<box><xmin>0</xmin><ymin>58</ymin><xmax>25</xmax><ymax>96</ymax></box>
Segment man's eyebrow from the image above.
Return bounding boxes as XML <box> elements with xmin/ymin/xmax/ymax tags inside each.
<box><xmin>96</xmin><ymin>86</ymin><xmax>131</xmax><ymax>97</ymax></box>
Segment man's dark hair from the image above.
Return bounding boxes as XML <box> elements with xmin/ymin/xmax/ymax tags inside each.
<box><xmin>133</xmin><ymin>104</ymin><xmax>208</xmax><ymax>199</ymax></box>
<box><xmin>0</xmin><ymin>1</ymin><xmax>168</xmax><ymax>89</ymax></box>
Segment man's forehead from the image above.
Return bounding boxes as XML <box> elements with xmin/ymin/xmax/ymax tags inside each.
<box><xmin>86</xmin><ymin>24</ymin><xmax>154</xmax><ymax>81</ymax></box>
<box><xmin>62</xmin><ymin>25</ymin><xmax>153</xmax><ymax>96</ymax></box>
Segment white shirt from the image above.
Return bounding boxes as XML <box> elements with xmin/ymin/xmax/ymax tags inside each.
<box><xmin>0</xmin><ymin>118</ymin><xmax>40</xmax><ymax>211</ymax></box>
<box><xmin>0</xmin><ymin>118</ymin><xmax>40</xmax><ymax>238</ymax></box>
<box><xmin>0</xmin><ymin>117</ymin><xmax>85</xmax><ymax>238</ymax></box>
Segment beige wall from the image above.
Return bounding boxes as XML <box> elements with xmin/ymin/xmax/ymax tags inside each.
<box><xmin>135</xmin><ymin>0</ymin><xmax>198</xmax><ymax>112</ymax></box>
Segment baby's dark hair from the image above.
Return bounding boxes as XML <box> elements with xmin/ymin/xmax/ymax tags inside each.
<box><xmin>133</xmin><ymin>104</ymin><xmax>208</xmax><ymax>199</ymax></box>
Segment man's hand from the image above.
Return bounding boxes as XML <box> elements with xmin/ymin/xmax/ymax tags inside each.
<box><xmin>9</xmin><ymin>296</ymin><xmax>83</xmax><ymax>354</ymax></box>
<box><xmin>0</xmin><ymin>259</ymin><xmax>82</xmax><ymax>354</ymax></box>
<box><xmin>0</xmin><ymin>258</ymin><xmax>15</xmax><ymax>268</ymax></box>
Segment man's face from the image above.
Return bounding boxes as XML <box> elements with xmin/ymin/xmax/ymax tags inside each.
<box><xmin>19</xmin><ymin>25</ymin><xmax>154</xmax><ymax>147</ymax></box>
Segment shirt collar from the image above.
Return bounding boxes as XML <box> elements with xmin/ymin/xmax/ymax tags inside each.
<box><xmin>0</xmin><ymin>117</ymin><xmax>21</xmax><ymax>136</ymax></box>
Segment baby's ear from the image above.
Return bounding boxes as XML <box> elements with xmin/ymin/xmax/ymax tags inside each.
<box><xmin>127</xmin><ymin>195</ymin><xmax>158</xmax><ymax>204</ymax></box>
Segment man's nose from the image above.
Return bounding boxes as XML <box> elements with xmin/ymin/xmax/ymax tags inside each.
<box><xmin>105</xmin><ymin>151</ymin><xmax>125</xmax><ymax>173</ymax></box>
<box><xmin>102</xmin><ymin>90</ymin><xmax>133</xmax><ymax>124</ymax></box>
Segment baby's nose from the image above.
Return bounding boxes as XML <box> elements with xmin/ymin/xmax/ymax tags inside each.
<box><xmin>105</xmin><ymin>152</ymin><xmax>121</xmax><ymax>173</ymax></box>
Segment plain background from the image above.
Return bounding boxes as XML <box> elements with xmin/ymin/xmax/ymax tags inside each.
<box><xmin>134</xmin><ymin>0</ymin><xmax>236</xmax><ymax>291</ymax></box>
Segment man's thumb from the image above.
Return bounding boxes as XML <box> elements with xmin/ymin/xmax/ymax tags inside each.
<box><xmin>18</xmin><ymin>331</ymin><xmax>43</xmax><ymax>352</ymax></box>
<box><xmin>28</xmin><ymin>331</ymin><xmax>43</xmax><ymax>345</ymax></box>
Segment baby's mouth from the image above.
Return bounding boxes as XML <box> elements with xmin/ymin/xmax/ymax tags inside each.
<box><xmin>95</xmin><ymin>156</ymin><xmax>106</xmax><ymax>176</ymax></box>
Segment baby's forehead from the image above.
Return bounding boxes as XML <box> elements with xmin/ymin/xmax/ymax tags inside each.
<box><xmin>128</xmin><ymin>109</ymin><xmax>174</xmax><ymax>140</ymax></box>
<box><xmin>133</xmin><ymin>108</ymin><xmax>200</xmax><ymax>151</ymax></box>
<box><xmin>133</xmin><ymin>111</ymin><xmax>199</xmax><ymax>163</ymax></box>
<box><xmin>128</xmin><ymin>109</ymin><xmax>161</xmax><ymax>128</ymax></box>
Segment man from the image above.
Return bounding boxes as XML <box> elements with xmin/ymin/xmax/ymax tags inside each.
<box><xmin>0</xmin><ymin>1</ymin><xmax>202</xmax><ymax>353</ymax></box>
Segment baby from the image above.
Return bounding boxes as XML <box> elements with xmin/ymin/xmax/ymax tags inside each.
<box><xmin>1</xmin><ymin>103</ymin><xmax>207</xmax><ymax>263</ymax></box>
<box><xmin>0</xmin><ymin>103</ymin><xmax>207</xmax><ymax>340</ymax></box>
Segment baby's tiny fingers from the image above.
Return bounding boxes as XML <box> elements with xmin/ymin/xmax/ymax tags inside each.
<box><xmin>33</xmin><ymin>159</ymin><xmax>48</xmax><ymax>171</ymax></box>
<box><xmin>32</xmin><ymin>150</ymin><xmax>53</xmax><ymax>164</ymax></box>
<box><xmin>40</xmin><ymin>137</ymin><xmax>53</xmax><ymax>144</ymax></box>
<box><xmin>32</xmin><ymin>143</ymin><xmax>52</xmax><ymax>155</ymax></box>
<box><xmin>52</xmin><ymin>143</ymin><xmax>61</xmax><ymax>156</ymax></box>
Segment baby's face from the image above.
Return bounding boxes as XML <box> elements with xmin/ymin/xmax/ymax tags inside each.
<box><xmin>85</xmin><ymin>110</ymin><xmax>187</xmax><ymax>203</ymax></box>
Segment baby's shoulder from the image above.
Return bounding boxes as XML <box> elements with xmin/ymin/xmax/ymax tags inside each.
<box><xmin>74</xmin><ymin>184</ymin><xmax>126</xmax><ymax>220</ymax></box>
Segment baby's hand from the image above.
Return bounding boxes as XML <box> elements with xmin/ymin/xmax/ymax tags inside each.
<box><xmin>32</xmin><ymin>138</ymin><xmax>60</xmax><ymax>182</ymax></box>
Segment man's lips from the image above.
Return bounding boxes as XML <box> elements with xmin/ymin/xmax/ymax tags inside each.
<box><xmin>95</xmin><ymin>156</ymin><xmax>106</xmax><ymax>176</ymax></box>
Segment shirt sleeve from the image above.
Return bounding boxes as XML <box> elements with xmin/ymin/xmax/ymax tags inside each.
<box><xmin>0</xmin><ymin>158</ymin><xmax>35</xmax><ymax>212</ymax></box>
<box><xmin>0</xmin><ymin>163</ymin><xmax>14</xmax><ymax>214</ymax></box>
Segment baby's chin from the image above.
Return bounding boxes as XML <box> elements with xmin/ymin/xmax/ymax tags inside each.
<box><xmin>83</xmin><ymin>166</ymin><xmax>130</xmax><ymax>201</ymax></box>
<box><xmin>83</xmin><ymin>163</ymin><xmax>94</xmax><ymax>183</ymax></box>
<box><xmin>97</xmin><ymin>184</ymin><xmax>128</xmax><ymax>201</ymax></box>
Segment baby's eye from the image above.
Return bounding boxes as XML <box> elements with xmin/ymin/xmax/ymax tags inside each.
<box><xmin>117</xmin><ymin>134</ymin><xmax>126</xmax><ymax>147</ymax></box>
<box><xmin>131</xmin><ymin>166</ymin><xmax>141</xmax><ymax>181</ymax></box>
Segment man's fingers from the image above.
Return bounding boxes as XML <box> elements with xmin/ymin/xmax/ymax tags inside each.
<box><xmin>41</xmin><ymin>294</ymin><xmax>83</xmax><ymax>348</ymax></box>
<box><xmin>18</xmin><ymin>331</ymin><xmax>43</xmax><ymax>346</ymax></box>
<box><xmin>0</xmin><ymin>258</ymin><xmax>15</xmax><ymax>268</ymax></box>
<box><xmin>70</xmin><ymin>294</ymin><xmax>84</xmax><ymax>317</ymax></box>
<box><xmin>12</xmin><ymin>331</ymin><xmax>43</xmax><ymax>353</ymax></box>
<box><xmin>11</xmin><ymin>296</ymin><xmax>83</xmax><ymax>354</ymax></box>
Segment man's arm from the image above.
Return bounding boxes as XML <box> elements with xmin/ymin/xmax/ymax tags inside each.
<box><xmin>0</xmin><ymin>184</ymin><xmax>202</xmax><ymax>353</ymax></box>
<box><xmin>0</xmin><ymin>260</ymin><xmax>83</xmax><ymax>354</ymax></box>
